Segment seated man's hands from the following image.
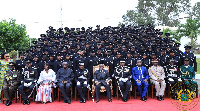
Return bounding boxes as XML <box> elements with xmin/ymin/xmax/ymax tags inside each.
<box><xmin>96</xmin><ymin>81</ymin><xmax>100</xmax><ymax>85</ymax></box>
<box><xmin>136</xmin><ymin>80</ymin><xmax>141</xmax><ymax>83</ymax></box>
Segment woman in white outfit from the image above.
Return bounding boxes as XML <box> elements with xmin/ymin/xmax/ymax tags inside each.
<box><xmin>35</xmin><ymin>63</ymin><xmax>56</xmax><ymax>104</ymax></box>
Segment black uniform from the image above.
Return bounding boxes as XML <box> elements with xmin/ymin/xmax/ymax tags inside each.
<box><xmin>114</xmin><ymin>65</ymin><xmax>131</xmax><ymax>100</ymax></box>
<box><xmin>165</xmin><ymin>64</ymin><xmax>182</xmax><ymax>97</ymax></box>
<box><xmin>181</xmin><ymin>53</ymin><xmax>197</xmax><ymax>72</ymax></box>
<box><xmin>18</xmin><ymin>66</ymin><xmax>38</xmax><ymax>101</ymax></box>
<box><xmin>15</xmin><ymin>59</ymin><xmax>26</xmax><ymax>72</ymax></box>
<box><xmin>75</xmin><ymin>68</ymin><xmax>90</xmax><ymax>100</ymax></box>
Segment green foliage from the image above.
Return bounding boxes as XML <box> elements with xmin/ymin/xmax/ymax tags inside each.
<box><xmin>162</xmin><ymin>28</ymin><xmax>182</xmax><ymax>42</ymax></box>
<box><xmin>120</xmin><ymin>0</ymin><xmax>191</xmax><ymax>27</ymax></box>
<box><xmin>9</xmin><ymin>50</ymin><xmax>18</xmax><ymax>58</ymax></box>
<box><xmin>196</xmin><ymin>58</ymin><xmax>200</xmax><ymax>74</ymax></box>
<box><xmin>176</xmin><ymin>17</ymin><xmax>200</xmax><ymax>51</ymax></box>
<box><xmin>120</xmin><ymin>10</ymin><xmax>155</xmax><ymax>26</ymax></box>
<box><xmin>0</xmin><ymin>18</ymin><xmax>30</xmax><ymax>52</ymax></box>
<box><xmin>190</xmin><ymin>2</ymin><xmax>200</xmax><ymax>19</ymax></box>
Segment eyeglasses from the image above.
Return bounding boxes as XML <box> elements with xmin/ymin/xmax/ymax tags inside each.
<box><xmin>6</xmin><ymin>56</ymin><xmax>9</xmax><ymax>57</ymax></box>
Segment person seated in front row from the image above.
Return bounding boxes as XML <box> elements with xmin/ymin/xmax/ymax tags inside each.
<box><xmin>114</xmin><ymin>59</ymin><xmax>132</xmax><ymax>102</ymax></box>
<box><xmin>18</xmin><ymin>59</ymin><xmax>38</xmax><ymax>105</ymax></box>
<box><xmin>56</xmin><ymin>62</ymin><xmax>74</xmax><ymax>104</ymax></box>
<box><xmin>35</xmin><ymin>63</ymin><xmax>56</xmax><ymax>104</ymax></box>
<box><xmin>148</xmin><ymin>59</ymin><xmax>166</xmax><ymax>101</ymax></box>
<box><xmin>3</xmin><ymin>62</ymin><xmax>20</xmax><ymax>106</ymax></box>
<box><xmin>94</xmin><ymin>64</ymin><xmax>112</xmax><ymax>103</ymax></box>
<box><xmin>132</xmin><ymin>60</ymin><xmax>149</xmax><ymax>101</ymax></box>
<box><xmin>179</xmin><ymin>58</ymin><xmax>197</xmax><ymax>99</ymax></box>
<box><xmin>75</xmin><ymin>62</ymin><xmax>90</xmax><ymax>103</ymax></box>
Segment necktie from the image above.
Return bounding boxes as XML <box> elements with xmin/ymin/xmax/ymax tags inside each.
<box><xmin>101</xmin><ymin>71</ymin><xmax>102</xmax><ymax>75</ymax></box>
<box><xmin>139</xmin><ymin>67</ymin><xmax>142</xmax><ymax>80</ymax></box>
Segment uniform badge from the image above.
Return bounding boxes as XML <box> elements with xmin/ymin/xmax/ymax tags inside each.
<box><xmin>13</xmin><ymin>74</ymin><xmax>17</xmax><ymax>77</ymax></box>
<box><xmin>30</xmin><ymin>71</ymin><xmax>34</xmax><ymax>74</ymax></box>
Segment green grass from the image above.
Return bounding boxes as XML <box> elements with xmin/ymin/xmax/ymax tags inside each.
<box><xmin>197</xmin><ymin>58</ymin><xmax>200</xmax><ymax>74</ymax></box>
<box><xmin>195</xmin><ymin>54</ymin><xmax>200</xmax><ymax>55</ymax></box>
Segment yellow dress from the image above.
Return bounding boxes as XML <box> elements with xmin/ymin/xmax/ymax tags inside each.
<box><xmin>0</xmin><ymin>60</ymin><xmax>11</xmax><ymax>98</ymax></box>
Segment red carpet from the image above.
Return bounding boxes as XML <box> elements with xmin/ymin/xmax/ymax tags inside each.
<box><xmin>0</xmin><ymin>97</ymin><xmax>200</xmax><ymax>111</ymax></box>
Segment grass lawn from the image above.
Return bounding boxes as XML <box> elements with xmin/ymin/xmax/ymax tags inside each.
<box><xmin>195</xmin><ymin>54</ymin><xmax>200</xmax><ymax>55</ymax></box>
<box><xmin>197</xmin><ymin>58</ymin><xmax>200</xmax><ymax>74</ymax></box>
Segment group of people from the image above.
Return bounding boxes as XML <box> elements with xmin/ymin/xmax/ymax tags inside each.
<box><xmin>0</xmin><ymin>24</ymin><xmax>197</xmax><ymax>106</ymax></box>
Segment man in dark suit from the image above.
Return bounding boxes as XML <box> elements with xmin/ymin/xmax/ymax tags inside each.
<box><xmin>94</xmin><ymin>64</ymin><xmax>112</xmax><ymax>103</ymax></box>
<box><xmin>56</xmin><ymin>62</ymin><xmax>74</xmax><ymax>104</ymax></box>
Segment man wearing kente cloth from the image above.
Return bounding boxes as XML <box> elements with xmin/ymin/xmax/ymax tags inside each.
<box><xmin>179</xmin><ymin>58</ymin><xmax>197</xmax><ymax>98</ymax></box>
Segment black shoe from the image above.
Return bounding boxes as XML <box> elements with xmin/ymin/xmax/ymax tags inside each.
<box><xmin>23</xmin><ymin>100</ymin><xmax>27</xmax><ymax>105</ymax></box>
<box><xmin>191</xmin><ymin>95</ymin><xmax>194</xmax><ymax>99</ymax></box>
<box><xmin>5</xmin><ymin>100</ymin><xmax>12</xmax><ymax>106</ymax></box>
<box><xmin>108</xmin><ymin>99</ymin><xmax>112</xmax><ymax>102</ymax></box>
<box><xmin>96</xmin><ymin>100</ymin><xmax>99</xmax><ymax>103</ymax></box>
<box><xmin>143</xmin><ymin>97</ymin><xmax>147</xmax><ymax>102</ymax></box>
<box><xmin>141</xmin><ymin>97</ymin><xmax>145</xmax><ymax>101</ymax></box>
<box><xmin>64</xmin><ymin>100</ymin><xmax>67</xmax><ymax>103</ymax></box>
<box><xmin>67</xmin><ymin>99</ymin><xmax>71</xmax><ymax>104</ymax></box>
<box><xmin>158</xmin><ymin>95</ymin><xmax>162</xmax><ymax>101</ymax></box>
<box><xmin>80</xmin><ymin>98</ymin><xmax>83</xmax><ymax>103</ymax></box>
<box><xmin>157</xmin><ymin>96</ymin><xmax>161</xmax><ymax>101</ymax></box>
<box><xmin>82</xmin><ymin>98</ymin><xmax>86</xmax><ymax>103</ymax></box>
<box><xmin>26</xmin><ymin>100</ymin><xmax>30</xmax><ymax>105</ymax></box>
<box><xmin>160</xmin><ymin>96</ymin><xmax>164</xmax><ymax>100</ymax></box>
<box><xmin>124</xmin><ymin>99</ymin><xmax>128</xmax><ymax>102</ymax></box>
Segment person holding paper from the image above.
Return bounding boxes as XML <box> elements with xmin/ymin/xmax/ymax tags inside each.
<box><xmin>132</xmin><ymin>60</ymin><xmax>149</xmax><ymax>101</ymax></box>
<box><xmin>75</xmin><ymin>62</ymin><xmax>90</xmax><ymax>103</ymax></box>
<box><xmin>114</xmin><ymin>59</ymin><xmax>132</xmax><ymax>102</ymax></box>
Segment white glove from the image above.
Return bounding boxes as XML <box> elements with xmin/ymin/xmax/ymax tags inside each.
<box><xmin>84</xmin><ymin>81</ymin><xmax>87</xmax><ymax>85</ymax></box>
<box><xmin>168</xmin><ymin>78</ymin><xmax>174</xmax><ymax>81</ymax></box>
<box><xmin>178</xmin><ymin>78</ymin><xmax>182</xmax><ymax>82</ymax></box>
<box><xmin>119</xmin><ymin>78</ymin><xmax>122</xmax><ymax>81</ymax></box>
<box><xmin>77</xmin><ymin>81</ymin><xmax>80</xmax><ymax>85</ymax></box>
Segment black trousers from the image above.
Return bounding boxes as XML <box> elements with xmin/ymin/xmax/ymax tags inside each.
<box><xmin>76</xmin><ymin>81</ymin><xmax>87</xmax><ymax>99</ymax></box>
<box><xmin>117</xmin><ymin>80</ymin><xmax>131</xmax><ymax>99</ymax></box>
<box><xmin>95</xmin><ymin>82</ymin><xmax>111</xmax><ymax>100</ymax></box>
<box><xmin>58</xmin><ymin>82</ymin><xmax>71</xmax><ymax>101</ymax></box>
<box><xmin>18</xmin><ymin>83</ymin><xmax>35</xmax><ymax>101</ymax></box>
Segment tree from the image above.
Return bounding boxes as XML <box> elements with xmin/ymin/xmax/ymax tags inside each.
<box><xmin>176</xmin><ymin>17</ymin><xmax>200</xmax><ymax>51</ymax></box>
<box><xmin>0</xmin><ymin>18</ymin><xmax>30</xmax><ymax>52</ymax></box>
<box><xmin>190</xmin><ymin>2</ymin><xmax>200</xmax><ymax>19</ymax></box>
<box><xmin>120</xmin><ymin>0</ymin><xmax>191</xmax><ymax>27</ymax></box>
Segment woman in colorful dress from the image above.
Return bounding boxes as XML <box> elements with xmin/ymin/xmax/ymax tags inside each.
<box><xmin>35</xmin><ymin>63</ymin><xmax>56</xmax><ymax>104</ymax></box>
<box><xmin>0</xmin><ymin>52</ymin><xmax>12</xmax><ymax>102</ymax></box>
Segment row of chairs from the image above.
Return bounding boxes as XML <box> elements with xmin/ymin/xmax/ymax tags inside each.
<box><xmin>1</xmin><ymin>65</ymin><xmax>199</xmax><ymax>103</ymax></box>
<box><xmin>1</xmin><ymin>82</ymin><xmax>198</xmax><ymax>104</ymax></box>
